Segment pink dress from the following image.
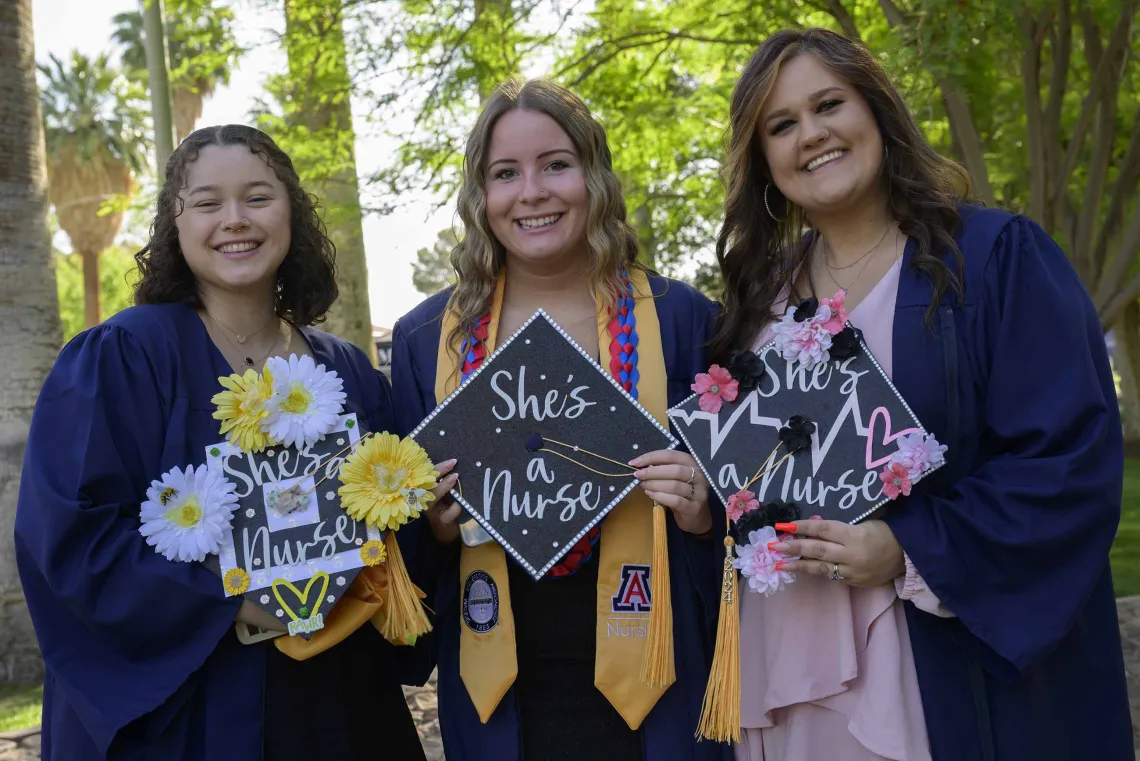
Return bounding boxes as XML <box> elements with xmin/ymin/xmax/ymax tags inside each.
<box><xmin>734</xmin><ymin>260</ymin><xmax>946</xmax><ymax>761</ymax></box>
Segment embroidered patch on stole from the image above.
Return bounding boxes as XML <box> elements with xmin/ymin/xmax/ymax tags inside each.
<box><xmin>462</xmin><ymin>570</ymin><xmax>500</xmax><ymax>633</ymax></box>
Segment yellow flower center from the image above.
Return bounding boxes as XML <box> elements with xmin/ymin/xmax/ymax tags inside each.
<box><xmin>165</xmin><ymin>498</ymin><xmax>202</xmax><ymax>528</ymax></box>
<box><xmin>373</xmin><ymin>464</ymin><xmax>408</xmax><ymax>491</ymax></box>
<box><xmin>280</xmin><ymin>383</ymin><xmax>313</xmax><ymax>415</ymax></box>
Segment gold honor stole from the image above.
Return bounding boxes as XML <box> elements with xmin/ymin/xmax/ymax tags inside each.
<box><xmin>435</xmin><ymin>268</ymin><xmax>674</xmax><ymax>729</ymax></box>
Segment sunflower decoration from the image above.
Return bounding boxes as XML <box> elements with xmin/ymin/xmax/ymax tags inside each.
<box><xmin>223</xmin><ymin>568</ymin><xmax>251</xmax><ymax>596</ymax></box>
<box><xmin>262</xmin><ymin>354</ymin><xmax>347</xmax><ymax>449</ymax></box>
<box><xmin>139</xmin><ymin>464</ymin><xmax>239</xmax><ymax>562</ymax></box>
<box><xmin>338</xmin><ymin>433</ymin><xmax>437</xmax><ymax>530</ymax></box>
<box><xmin>211</xmin><ymin>367</ymin><xmax>277</xmax><ymax>453</ymax></box>
<box><xmin>360</xmin><ymin>539</ymin><xmax>387</xmax><ymax>567</ymax></box>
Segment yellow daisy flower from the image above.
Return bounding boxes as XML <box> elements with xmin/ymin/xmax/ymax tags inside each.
<box><xmin>211</xmin><ymin>367</ymin><xmax>276</xmax><ymax>453</ymax></box>
<box><xmin>360</xmin><ymin>539</ymin><xmax>387</xmax><ymax>566</ymax></box>
<box><xmin>223</xmin><ymin>567</ymin><xmax>251</xmax><ymax>596</ymax></box>
<box><xmin>338</xmin><ymin>433</ymin><xmax>437</xmax><ymax>530</ymax></box>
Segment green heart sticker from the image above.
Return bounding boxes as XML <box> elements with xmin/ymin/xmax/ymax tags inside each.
<box><xmin>209</xmin><ymin>447</ymin><xmax>220</xmax><ymax>457</ymax></box>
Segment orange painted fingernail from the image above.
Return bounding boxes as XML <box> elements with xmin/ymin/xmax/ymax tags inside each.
<box><xmin>775</xmin><ymin>562</ymin><xmax>788</xmax><ymax>570</ymax></box>
<box><xmin>774</xmin><ymin>522</ymin><xmax>798</xmax><ymax>533</ymax></box>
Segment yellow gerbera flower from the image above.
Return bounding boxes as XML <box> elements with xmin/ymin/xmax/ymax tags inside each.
<box><xmin>223</xmin><ymin>567</ymin><xmax>251</xmax><ymax>596</ymax></box>
<box><xmin>338</xmin><ymin>433</ymin><xmax>437</xmax><ymax>530</ymax></box>
<box><xmin>360</xmin><ymin>539</ymin><xmax>387</xmax><ymax>566</ymax></box>
<box><xmin>211</xmin><ymin>367</ymin><xmax>276</xmax><ymax>453</ymax></box>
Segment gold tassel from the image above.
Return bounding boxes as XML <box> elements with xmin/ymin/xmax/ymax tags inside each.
<box><xmin>377</xmin><ymin>532</ymin><xmax>432</xmax><ymax>645</ymax></box>
<box><xmin>696</xmin><ymin>535</ymin><xmax>741</xmax><ymax>743</ymax></box>
<box><xmin>641</xmin><ymin>502</ymin><xmax>675</xmax><ymax>686</ymax></box>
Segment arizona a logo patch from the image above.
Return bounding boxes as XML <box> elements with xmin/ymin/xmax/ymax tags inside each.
<box><xmin>611</xmin><ymin>563</ymin><xmax>651</xmax><ymax>613</ymax></box>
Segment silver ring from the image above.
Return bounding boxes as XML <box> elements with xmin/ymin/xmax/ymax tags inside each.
<box><xmin>830</xmin><ymin>563</ymin><xmax>844</xmax><ymax>581</ymax></box>
<box><xmin>687</xmin><ymin>466</ymin><xmax>696</xmax><ymax>484</ymax></box>
<box><xmin>687</xmin><ymin>482</ymin><xmax>695</xmax><ymax>499</ymax></box>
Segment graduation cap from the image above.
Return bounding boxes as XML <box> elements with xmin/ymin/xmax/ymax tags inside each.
<box><xmin>411</xmin><ymin>309</ymin><xmax>678</xmax><ymax>580</ymax></box>
<box><xmin>668</xmin><ymin>324</ymin><xmax>945</xmax><ymax>528</ymax></box>
<box><xmin>203</xmin><ymin>414</ymin><xmax>383</xmax><ymax>639</ymax></box>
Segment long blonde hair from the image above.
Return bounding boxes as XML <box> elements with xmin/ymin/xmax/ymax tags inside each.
<box><xmin>445</xmin><ymin>77</ymin><xmax>640</xmax><ymax>359</ymax></box>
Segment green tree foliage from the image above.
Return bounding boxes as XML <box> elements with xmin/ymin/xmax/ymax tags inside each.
<box><xmin>56</xmin><ymin>245</ymin><xmax>138</xmax><ymax>342</ymax></box>
<box><xmin>412</xmin><ymin>228</ymin><xmax>458</xmax><ymax>295</ymax></box>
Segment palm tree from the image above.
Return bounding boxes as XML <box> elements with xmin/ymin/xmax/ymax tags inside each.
<box><xmin>0</xmin><ymin>0</ymin><xmax>63</xmax><ymax>683</ymax></box>
<box><xmin>39</xmin><ymin>51</ymin><xmax>149</xmax><ymax>328</ymax></box>
<box><xmin>112</xmin><ymin>0</ymin><xmax>239</xmax><ymax>143</ymax></box>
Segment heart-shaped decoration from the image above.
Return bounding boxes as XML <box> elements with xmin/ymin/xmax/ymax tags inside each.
<box><xmin>865</xmin><ymin>406</ymin><xmax>921</xmax><ymax>469</ymax></box>
<box><xmin>272</xmin><ymin>570</ymin><xmax>331</xmax><ymax>623</ymax></box>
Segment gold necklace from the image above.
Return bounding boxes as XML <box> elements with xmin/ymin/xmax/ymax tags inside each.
<box><xmin>204</xmin><ymin>310</ymin><xmax>276</xmax><ymax>345</ymax></box>
<box><xmin>214</xmin><ymin>319</ymin><xmax>284</xmax><ymax>370</ymax></box>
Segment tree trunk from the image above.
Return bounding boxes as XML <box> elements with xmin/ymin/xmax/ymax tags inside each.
<box><xmin>82</xmin><ymin>248</ymin><xmax>101</xmax><ymax>328</ymax></box>
<box><xmin>1115</xmin><ymin>303</ymin><xmax>1140</xmax><ymax>442</ymax></box>
<box><xmin>142</xmin><ymin>0</ymin><xmax>175</xmax><ymax>169</ymax></box>
<box><xmin>0</xmin><ymin>0</ymin><xmax>63</xmax><ymax>683</ymax></box>
<box><xmin>283</xmin><ymin>0</ymin><xmax>375</xmax><ymax>361</ymax></box>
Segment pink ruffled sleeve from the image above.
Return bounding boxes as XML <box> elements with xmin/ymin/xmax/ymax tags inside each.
<box><xmin>895</xmin><ymin>553</ymin><xmax>956</xmax><ymax>618</ymax></box>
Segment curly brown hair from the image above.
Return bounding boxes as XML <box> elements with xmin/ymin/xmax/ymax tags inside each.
<box><xmin>134</xmin><ymin>124</ymin><xmax>338</xmax><ymax>326</ymax></box>
<box><xmin>709</xmin><ymin>28</ymin><xmax>969</xmax><ymax>363</ymax></box>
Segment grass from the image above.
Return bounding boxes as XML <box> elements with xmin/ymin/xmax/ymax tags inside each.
<box><xmin>0</xmin><ymin>682</ymin><xmax>42</xmax><ymax>733</ymax></box>
<box><xmin>1112</xmin><ymin>459</ymin><xmax>1140</xmax><ymax>597</ymax></box>
<box><xmin>0</xmin><ymin>463</ymin><xmax>1131</xmax><ymax>735</ymax></box>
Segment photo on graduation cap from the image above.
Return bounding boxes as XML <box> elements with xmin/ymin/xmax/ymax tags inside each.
<box><xmin>668</xmin><ymin>291</ymin><xmax>948</xmax><ymax>551</ymax></box>
<box><xmin>411</xmin><ymin>308</ymin><xmax>678</xmax><ymax>580</ymax></box>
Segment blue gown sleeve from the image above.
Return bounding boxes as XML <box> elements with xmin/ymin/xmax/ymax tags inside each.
<box><xmin>14</xmin><ymin>324</ymin><xmax>241</xmax><ymax>755</ymax></box>
<box><xmin>883</xmin><ymin>216</ymin><xmax>1122</xmax><ymax>678</ymax></box>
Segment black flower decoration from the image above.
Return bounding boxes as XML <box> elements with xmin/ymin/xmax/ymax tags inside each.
<box><xmin>778</xmin><ymin>415</ymin><xmax>815</xmax><ymax>454</ymax></box>
<box><xmin>525</xmin><ymin>433</ymin><xmax>544</xmax><ymax>452</ymax></box>
<box><xmin>732</xmin><ymin>500</ymin><xmax>801</xmax><ymax>544</ymax></box>
<box><xmin>726</xmin><ymin>349</ymin><xmax>767</xmax><ymax>394</ymax></box>
<box><xmin>830</xmin><ymin>327</ymin><xmax>861</xmax><ymax>361</ymax></box>
<box><xmin>793</xmin><ymin>297</ymin><xmax>819</xmax><ymax>323</ymax></box>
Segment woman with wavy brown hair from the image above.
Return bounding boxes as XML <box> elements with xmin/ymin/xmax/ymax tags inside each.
<box><xmin>15</xmin><ymin>125</ymin><xmax>427</xmax><ymax>760</ymax></box>
<box><xmin>709</xmin><ymin>28</ymin><xmax>1130</xmax><ymax>761</ymax></box>
<box><xmin>390</xmin><ymin>78</ymin><xmax>729</xmax><ymax>761</ymax></box>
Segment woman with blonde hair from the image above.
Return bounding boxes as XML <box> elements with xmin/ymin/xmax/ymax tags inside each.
<box><xmin>708</xmin><ymin>27</ymin><xmax>1130</xmax><ymax>761</ymax></box>
<box><xmin>390</xmin><ymin>78</ymin><xmax>730</xmax><ymax>761</ymax></box>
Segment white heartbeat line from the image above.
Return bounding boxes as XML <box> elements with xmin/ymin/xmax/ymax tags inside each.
<box><xmin>668</xmin><ymin>391</ymin><xmax>875</xmax><ymax>475</ymax></box>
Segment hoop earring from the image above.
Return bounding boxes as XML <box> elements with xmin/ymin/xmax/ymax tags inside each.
<box><xmin>764</xmin><ymin>183</ymin><xmax>786</xmax><ymax>222</ymax></box>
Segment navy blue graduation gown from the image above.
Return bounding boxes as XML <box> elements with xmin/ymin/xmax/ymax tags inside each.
<box><xmin>15</xmin><ymin>303</ymin><xmax>425</xmax><ymax>761</ymax></box>
<box><xmin>884</xmin><ymin>206</ymin><xmax>1132</xmax><ymax>760</ymax></box>
<box><xmin>389</xmin><ymin>275</ymin><xmax>731</xmax><ymax>761</ymax></box>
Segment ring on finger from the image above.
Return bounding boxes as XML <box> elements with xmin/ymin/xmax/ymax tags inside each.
<box><xmin>829</xmin><ymin>563</ymin><xmax>844</xmax><ymax>581</ymax></box>
<box><xmin>687</xmin><ymin>466</ymin><xmax>696</xmax><ymax>484</ymax></box>
<box><xmin>687</xmin><ymin>482</ymin><xmax>695</xmax><ymax>499</ymax></box>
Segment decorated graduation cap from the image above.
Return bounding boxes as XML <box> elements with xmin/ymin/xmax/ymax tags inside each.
<box><xmin>411</xmin><ymin>308</ymin><xmax>678</xmax><ymax>581</ymax></box>
<box><xmin>666</xmin><ymin>290</ymin><xmax>947</xmax><ymax>743</ymax></box>
<box><xmin>139</xmin><ymin>354</ymin><xmax>433</xmax><ymax>648</ymax></box>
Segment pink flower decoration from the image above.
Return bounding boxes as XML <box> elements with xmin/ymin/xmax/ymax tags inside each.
<box><xmin>880</xmin><ymin>462</ymin><xmax>913</xmax><ymax>500</ymax></box>
<box><xmin>726</xmin><ymin>489</ymin><xmax>760</xmax><ymax>521</ymax></box>
<box><xmin>733</xmin><ymin>526</ymin><xmax>796</xmax><ymax>596</ymax></box>
<box><xmin>820</xmin><ymin>289</ymin><xmax>849</xmax><ymax>335</ymax></box>
<box><xmin>770</xmin><ymin>305</ymin><xmax>833</xmax><ymax>369</ymax></box>
<box><xmin>891</xmin><ymin>432</ymin><xmax>947</xmax><ymax>480</ymax></box>
<box><xmin>691</xmin><ymin>364</ymin><xmax>739</xmax><ymax>413</ymax></box>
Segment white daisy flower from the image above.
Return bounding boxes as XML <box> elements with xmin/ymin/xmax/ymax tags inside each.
<box><xmin>262</xmin><ymin>354</ymin><xmax>346</xmax><ymax>449</ymax></box>
<box><xmin>139</xmin><ymin>464</ymin><xmax>239</xmax><ymax>562</ymax></box>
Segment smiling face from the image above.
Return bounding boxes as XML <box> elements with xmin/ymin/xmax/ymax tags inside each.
<box><xmin>483</xmin><ymin>109</ymin><xmax>590</xmax><ymax>269</ymax></box>
<box><xmin>174</xmin><ymin>144</ymin><xmax>291</xmax><ymax>297</ymax></box>
<box><xmin>758</xmin><ymin>53</ymin><xmax>884</xmax><ymax>218</ymax></box>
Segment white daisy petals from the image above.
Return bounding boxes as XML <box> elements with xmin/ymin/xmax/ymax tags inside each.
<box><xmin>262</xmin><ymin>355</ymin><xmax>347</xmax><ymax>449</ymax></box>
<box><xmin>139</xmin><ymin>464</ymin><xmax>239</xmax><ymax>562</ymax></box>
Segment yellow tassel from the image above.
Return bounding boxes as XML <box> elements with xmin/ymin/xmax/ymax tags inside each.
<box><xmin>641</xmin><ymin>502</ymin><xmax>675</xmax><ymax>687</ymax></box>
<box><xmin>696</xmin><ymin>535</ymin><xmax>741</xmax><ymax>743</ymax></box>
<box><xmin>377</xmin><ymin>532</ymin><xmax>432</xmax><ymax>645</ymax></box>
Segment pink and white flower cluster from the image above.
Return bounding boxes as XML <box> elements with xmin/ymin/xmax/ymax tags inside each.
<box><xmin>878</xmin><ymin>431</ymin><xmax>947</xmax><ymax>501</ymax></box>
<box><xmin>771</xmin><ymin>290</ymin><xmax>850</xmax><ymax>370</ymax></box>
<box><xmin>733</xmin><ymin>525</ymin><xmax>796</xmax><ymax>597</ymax></box>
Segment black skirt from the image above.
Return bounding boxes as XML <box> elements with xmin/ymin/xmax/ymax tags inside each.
<box><xmin>263</xmin><ymin>626</ymin><xmax>425</xmax><ymax>761</ymax></box>
<box><xmin>509</xmin><ymin>547</ymin><xmax>644</xmax><ymax>761</ymax></box>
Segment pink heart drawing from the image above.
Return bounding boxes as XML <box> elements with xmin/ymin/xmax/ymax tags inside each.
<box><xmin>865</xmin><ymin>407</ymin><xmax>921</xmax><ymax>470</ymax></box>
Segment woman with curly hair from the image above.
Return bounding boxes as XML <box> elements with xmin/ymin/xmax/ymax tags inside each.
<box><xmin>709</xmin><ymin>28</ymin><xmax>1130</xmax><ymax>761</ymax></box>
<box><xmin>389</xmin><ymin>79</ymin><xmax>729</xmax><ymax>761</ymax></box>
<box><xmin>15</xmin><ymin>125</ymin><xmax>434</xmax><ymax>760</ymax></box>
